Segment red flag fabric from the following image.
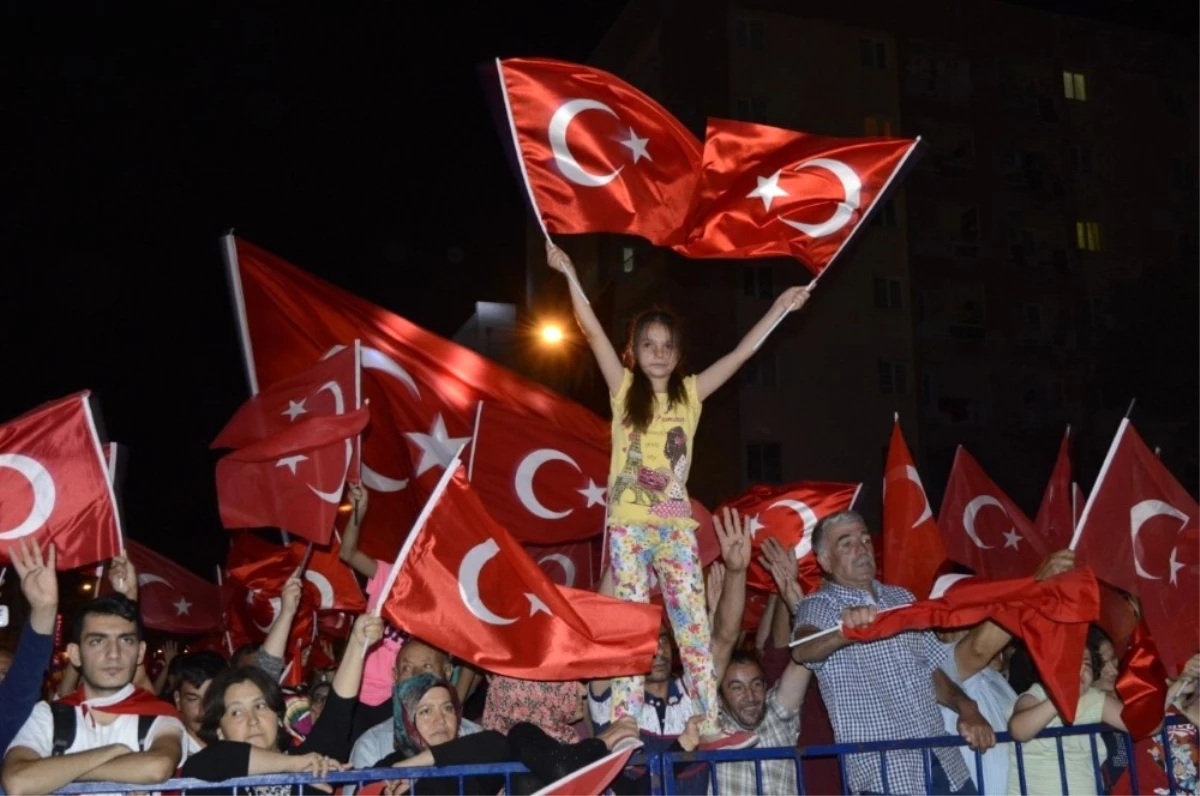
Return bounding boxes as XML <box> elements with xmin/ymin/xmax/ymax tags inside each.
<box><xmin>526</xmin><ymin>539</ymin><xmax>601</xmax><ymax>591</ymax></box>
<box><xmin>213</xmin><ymin>344</ymin><xmax>366</xmax><ymax>545</ymax></box>
<box><xmin>717</xmin><ymin>481</ymin><xmax>861</xmax><ymax>593</ymax></box>
<box><xmin>0</xmin><ymin>392</ymin><xmax>122</xmax><ymax>569</ymax></box>
<box><xmin>845</xmin><ymin>570</ymin><xmax>1099</xmax><ymax>722</ymax></box>
<box><xmin>58</xmin><ymin>685</ymin><xmax>181</xmax><ymax>719</ymax></box>
<box><xmin>674</xmin><ymin>119</ymin><xmax>920</xmax><ymax>275</ymax></box>
<box><xmin>1073</xmin><ymin>419</ymin><xmax>1199</xmax><ymax>676</ymax></box>
<box><xmin>1115</xmin><ymin>621</ymin><xmax>1169</xmax><ymax>739</ymax></box>
<box><xmin>1033</xmin><ymin>428</ymin><xmax>1074</xmax><ymax>552</ymax></box>
<box><xmin>531</xmin><ymin>745</ymin><xmax>639</xmax><ymax>796</ymax></box>
<box><xmin>125</xmin><ymin>539</ymin><xmax>222</xmax><ymax>634</ymax></box>
<box><xmin>288</xmin><ymin>538</ymin><xmax>367</xmax><ymax>614</ymax></box>
<box><xmin>882</xmin><ymin>419</ymin><xmax>946</xmax><ymax>598</ymax></box>
<box><xmin>1096</xmin><ymin>582</ymin><xmax>1139</xmax><ymax>657</ymax></box>
<box><xmin>497</xmin><ymin>57</ymin><xmax>701</xmax><ymax>246</ymax></box>
<box><xmin>938</xmin><ymin>447</ymin><xmax>1045</xmax><ymax>579</ymax></box>
<box><xmin>226</xmin><ymin>236</ymin><xmax>609</xmax><ymax>560</ymax></box>
<box><xmin>469</xmin><ymin>400</ymin><xmax>609</xmax><ymax>549</ymax></box>
<box><xmin>380</xmin><ymin>461</ymin><xmax>662</xmax><ymax>680</ymax></box>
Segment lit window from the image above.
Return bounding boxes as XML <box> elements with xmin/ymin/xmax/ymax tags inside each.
<box><xmin>1075</xmin><ymin>221</ymin><xmax>1102</xmax><ymax>252</ymax></box>
<box><xmin>621</xmin><ymin>246</ymin><xmax>635</xmax><ymax>273</ymax></box>
<box><xmin>1063</xmin><ymin>71</ymin><xmax>1087</xmax><ymax>101</ymax></box>
<box><xmin>864</xmin><ymin>116</ymin><xmax>893</xmax><ymax>136</ymax></box>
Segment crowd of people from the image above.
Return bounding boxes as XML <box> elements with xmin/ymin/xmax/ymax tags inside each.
<box><xmin>0</xmin><ymin>242</ymin><xmax>1195</xmax><ymax>795</ymax></box>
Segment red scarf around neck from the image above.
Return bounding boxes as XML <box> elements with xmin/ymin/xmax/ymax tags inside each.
<box><xmin>58</xmin><ymin>684</ymin><xmax>181</xmax><ymax>720</ymax></box>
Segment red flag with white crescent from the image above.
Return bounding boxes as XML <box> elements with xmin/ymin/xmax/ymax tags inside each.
<box><xmin>1072</xmin><ymin>419</ymin><xmax>1199</xmax><ymax>675</ymax></box>
<box><xmin>125</xmin><ymin>540</ymin><xmax>223</xmax><ymax>634</ymax></box>
<box><xmin>882</xmin><ymin>419</ymin><xmax>946</xmax><ymax>598</ymax></box>
<box><xmin>938</xmin><ymin>447</ymin><xmax>1045</xmax><ymax>579</ymax></box>
<box><xmin>379</xmin><ymin>459</ymin><xmax>661</xmax><ymax>680</ymax></box>
<box><xmin>497</xmin><ymin>57</ymin><xmax>702</xmax><ymax>246</ymax></box>
<box><xmin>716</xmin><ymin>481</ymin><xmax>861</xmax><ymax>593</ymax></box>
<box><xmin>674</xmin><ymin>119</ymin><xmax>921</xmax><ymax>276</ymax></box>
<box><xmin>0</xmin><ymin>392</ymin><xmax>122</xmax><ymax>569</ymax></box>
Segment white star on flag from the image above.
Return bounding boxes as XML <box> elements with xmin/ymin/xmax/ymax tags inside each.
<box><xmin>406</xmin><ymin>414</ymin><xmax>471</xmax><ymax>477</ymax></box>
<box><xmin>577</xmin><ymin>479</ymin><xmax>607</xmax><ymax>508</ymax></box>
<box><xmin>282</xmin><ymin>399</ymin><xmax>307</xmax><ymax>421</ymax></box>
<box><xmin>1002</xmin><ymin>529</ymin><xmax>1022</xmax><ymax>550</ymax></box>
<box><xmin>747</xmin><ymin>170</ymin><xmax>789</xmax><ymax>211</ymax></box>
<box><xmin>246</xmin><ymin>590</ymin><xmax>257</xmax><ymax>605</ymax></box>
<box><xmin>619</xmin><ymin>128</ymin><xmax>651</xmax><ymax>163</ymax></box>
<box><xmin>173</xmin><ymin>597</ymin><xmax>192</xmax><ymax>616</ymax></box>
<box><xmin>746</xmin><ymin>515</ymin><xmax>765</xmax><ymax>538</ymax></box>
<box><xmin>1170</xmin><ymin>548</ymin><xmax>1184</xmax><ymax>585</ymax></box>
<box><xmin>276</xmin><ymin>455</ymin><xmax>308</xmax><ymax>476</ymax></box>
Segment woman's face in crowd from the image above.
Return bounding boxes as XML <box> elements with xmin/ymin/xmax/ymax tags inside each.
<box><xmin>218</xmin><ymin>680</ymin><xmax>279</xmax><ymax>749</ymax></box>
<box><xmin>1079</xmin><ymin>657</ymin><xmax>1096</xmax><ymax>692</ymax></box>
<box><xmin>1093</xmin><ymin>639</ymin><xmax>1119</xmax><ymax>693</ymax></box>
<box><xmin>414</xmin><ymin>686</ymin><xmax>459</xmax><ymax>748</ymax></box>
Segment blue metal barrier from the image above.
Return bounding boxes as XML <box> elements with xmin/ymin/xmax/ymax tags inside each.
<box><xmin>49</xmin><ymin>716</ymin><xmax>1193</xmax><ymax>795</ymax></box>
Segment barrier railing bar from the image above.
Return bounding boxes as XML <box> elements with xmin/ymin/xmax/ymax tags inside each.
<box><xmin>1162</xmin><ymin>722</ymin><xmax>1178</xmax><ymax>795</ymax></box>
<box><xmin>1015</xmin><ymin>740</ymin><xmax>1029</xmax><ymax>795</ymax></box>
<box><xmin>1089</xmin><ymin>731</ymin><xmax>1103</xmax><ymax>795</ymax></box>
<box><xmin>837</xmin><ymin>751</ymin><xmax>850</xmax><ymax>795</ymax></box>
<box><xmin>1122</xmin><ymin>730</ymin><xmax>1140</xmax><ymax>796</ymax></box>
<box><xmin>974</xmin><ymin>746</ymin><xmax>985</xmax><ymax>792</ymax></box>
<box><xmin>879</xmin><ymin>748</ymin><xmax>890</xmax><ymax>794</ymax></box>
<box><xmin>922</xmin><ymin>746</ymin><xmax>932</xmax><ymax>795</ymax></box>
<box><xmin>1055</xmin><ymin>734</ymin><xmax>1070</xmax><ymax>794</ymax></box>
<box><xmin>753</xmin><ymin>757</ymin><xmax>763</xmax><ymax>794</ymax></box>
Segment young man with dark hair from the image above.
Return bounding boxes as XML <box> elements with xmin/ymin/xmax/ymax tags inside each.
<box><xmin>2</xmin><ymin>593</ymin><xmax>185</xmax><ymax>796</ymax></box>
<box><xmin>172</xmin><ymin>651</ymin><xmax>228</xmax><ymax>755</ymax></box>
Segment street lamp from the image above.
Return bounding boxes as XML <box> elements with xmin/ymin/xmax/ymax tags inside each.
<box><xmin>539</xmin><ymin>324</ymin><xmax>565</xmax><ymax>345</ymax></box>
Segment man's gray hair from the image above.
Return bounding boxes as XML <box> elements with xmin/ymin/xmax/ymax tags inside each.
<box><xmin>811</xmin><ymin>510</ymin><xmax>868</xmax><ymax>556</ymax></box>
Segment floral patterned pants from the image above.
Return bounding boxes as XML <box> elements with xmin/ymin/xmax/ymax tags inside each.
<box><xmin>608</xmin><ymin>523</ymin><xmax>719</xmax><ymax>735</ymax></box>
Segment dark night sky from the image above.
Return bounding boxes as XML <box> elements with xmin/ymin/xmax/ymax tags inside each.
<box><xmin>2</xmin><ymin>1</ymin><xmax>1195</xmax><ymax>581</ymax></box>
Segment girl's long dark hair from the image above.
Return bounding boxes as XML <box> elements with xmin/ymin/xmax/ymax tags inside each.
<box><xmin>622</xmin><ymin>309</ymin><xmax>687</xmax><ymax>433</ymax></box>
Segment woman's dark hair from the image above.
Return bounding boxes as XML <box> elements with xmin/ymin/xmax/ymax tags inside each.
<box><xmin>70</xmin><ymin>594</ymin><xmax>142</xmax><ymax>645</ymax></box>
<box><xmin>621</xmin><ymin>309</ymin><xmax>687</xmax><ymax>433</ymax></box>
<box><xmin>198</xmin><ymin>666</ymin><xmax>287</xmax><ymax>747</ymax></box>
<box><xmin>1085</xmin><ymin>623</ymin><xmax>1112</xmax><ymax>674</ymax></box>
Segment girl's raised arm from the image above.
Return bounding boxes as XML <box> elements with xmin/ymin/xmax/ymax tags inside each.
<box><xmin>546</xmin><ymin>241</ymin><xmax>626</xmax><ymax>396</ymax></box>
<box><xmin>695</xmin><ymin>285</ymin><xmax>810</xmax><ymax>402</ymax></box>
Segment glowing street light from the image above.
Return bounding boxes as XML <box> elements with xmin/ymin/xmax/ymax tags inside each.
<box><xmin>540</xmin><ymin>324</ymin><xmax>565</xmax><ymax>345</ymax></box>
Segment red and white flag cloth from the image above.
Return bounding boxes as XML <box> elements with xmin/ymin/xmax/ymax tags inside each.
<box><xmin>938</xmin><ymin>446</ymin><xmax>1046</xmax><ymax>579</ymax></box>
<box><xmin>716</xmin><ymin>481</ymin><xmax>861</xmax><ymax>593</ymax></box>
<box><xmin>225</xmin><ymin>236</ymin><xmax>610</xmax><ymax>560</ymax></box>
<box><xmin>843</xmin><ymin>570</ymin><xmax>1099</xmax><ymax>723</ymax></box>
<box><xmin>882</xmin><ymin>418</ymin><xmax>946</xmax><ymax>598</ymax></box>
<box><xmin>525</xmin><ymin>539</ymin><xmax>601</xmax><ymax>591</ymax></box>
<box><xmin>1115</xmin><ymin>620</ymin><xmax>1169</xmax><ymax>739</ymax></box>
<box><xmin>378</xmin><ymin>456</ymin><xmax>662</xmax><ymax>680</ymax></box>
<box><xmin>1072</xmin><ymin>419</ymin><xmax>1199</xmax><ymax>675</ymax></box>
<box><xmin>125</xmin><ymin>539</ymin><xmax>222</xmax><ymax>635</ymax></box>
<box><xmin>0</xmin><ymin>392</ymin><xmax>122</xmax><ymax>569</ymax></box>
<box><xmin>469</xmin><ymin>400</ymin><xmax>609</xmax><ymax>551</ymax></box>
<box><xmin>212</xmin><ymin>343</ymin><xmax>368</xmax><ymax>545</ymax></box>
<box><xmin>1033</xmin><ymin>427</ymin><xmax>1074</xmax><ymax>552</ymax></box>
<box><xmin>496</xmin><ymin>57</ymin><xmax>701</xmax><ymax>247</ymax></box>
<box><xmin>531</xmin><ymin>744</ymin><xmax>640</xmax><ymax>796</ymax></box>
<box><xmin>674</xmin><ymin>120</ymin><xmax>921</xmax><ymax>276</ymax></box>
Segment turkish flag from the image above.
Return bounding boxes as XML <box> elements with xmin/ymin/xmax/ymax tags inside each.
<box><xmin>0</xmin><ymin>392</ymin><xmax>122</xmax><ymax>570</ymax></box>
<box><xmin>287</xmin><ymin>537</ymin><xmax>367</xmax><ymax>614</ymax></box>
<box><xmin>1073</xmin><ymin>419</ymin><xmax>1199</xmax><ymax>675</ymax></box>
<box><xmin>1115</xmin><ymin>621</ymin><xmax>1169</xmax><ymax>739</ymax></box>
<box><xmin>674</xmin><ymin>119</ymin><xmax>921</xmax><ymax>275</ymax></box>
<box><xmin>125</xmin><ymin>539</ymin><xmax>222</xmax><ymax>634</ymax></box>
<box><xmin>497</xmin><ymin>57</ymin><xmax>701</xmax><ymax>247</ymax></box>
<box><xmin>226</xmin><ymin>236</ymin><xmax>608</xmax><ymax>560</ymax></box>
<box><xmin>526</xmin><ymin>539</ymin><xmax>601</xmax><ymax>591</ymax></box>
<box><xmin>882</xmin><ymin>419</ymin><xmax>946</xmax><ymax>598</ymax></box>
<box><xmin>530</xmin><ymin>745</ymin><xmax>638</xmax><ymax>796</ymax></box>
<box><xmin>1096</xmin><ymin>582</ymin><xmax>1139</xmax><ymax>657</ymax></box>
<box><xmin>380</xmin><ymin>461</ymin><xmax>662</xmax><ymax>680</ymax></box>
<box><xmin>938</xmin><ymin>447</ymin><xmax>1045</xmax><ymax>579</ymax></box>
<box><xmin>213</xmin><ymin>343</ymin><xmax>367</xmax><ymax>545</ymax></box>
<box><xmin>717</xmin><ymin>481</ymin><xmax>861</xmax><ymax>593</ymax></box>
<box><xmin>1033</xmin><ymin>428</ymin><xmax>1074</xmax><ymax>552</ymax></box>
<box><xmin>845</xmin><ymin>570</ymin><xmax>1099</xmax><ymax>722</ymax></box>
<box><xmin>469</xmin><ymin>400</ymin><xmax>609</xmax><ymax>549</ymax></box>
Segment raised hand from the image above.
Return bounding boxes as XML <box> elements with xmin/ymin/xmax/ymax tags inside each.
<box><xmin>705</xmin><ymin>562</ymin><xmax>726</xmax><ymax>619</ymax></box>
<box><xmin>352</xmin><ymin>614</ymin><xmax>384</xmax><ymax>648</ymax></box>
<box><xmin>9</xmin><ymin>539</ymin><xmax>57</xmax><ymax>633</ymax></box>
<box><xmin>545</xmin><ymin>241</ymin><xmax>576</xmax><ymax>276</ymax></box>
<box><xmin>1033</xmin><ymin>549</ymin><xmax>1075</xmax><ymax>581</ymax></box>
<box><xmin>774</xmin><ymin>285</ymin><xmax>812</xmax><ymax>315</ymax></box>
<box><xmin>161</xmin><ymin>640</ymin><xmax>180</xmax><ymax>667</ymax></box>
<box><xmin>280</xmin><ymin>576</ymin><xmax>303</xmax><ymax>617</ymax></box>
<box><xmin>108</xmin><ymin>554</ymin><xmax>138</xmax><ymax>601</ymax></box>
<box><xmin>347</xmin><ymin>481</ymin><xmax>368</xmax><ymax>520</ymax></box>
<box><xmin>758</xmin><ymin>536</ymin><xmax>799</xmax><ymax>595</ymax></box>
<box><xmin>713</xmin><ymin>507</ymin><xmax>752</xmax><ymax>573</ymax></box>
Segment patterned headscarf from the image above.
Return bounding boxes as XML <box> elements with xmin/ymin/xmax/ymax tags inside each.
<box><xmin>481</xmin><ymin>675</ymin><xmax>582</xmax><ymax>744</ymax></box>
<box><xmin>392</xmin><ymin>674</ymin><xmax>462</xmax><ymax>756</ymax></box>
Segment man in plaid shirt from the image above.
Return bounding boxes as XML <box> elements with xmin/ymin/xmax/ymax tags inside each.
<box><xmin>708</xmin><ymin>509</ymin><xmax>812</xmax><ymax>795</ymax></box>
<box><xmin>792</xmin><ymin>511</ymin><xmax>995</xmax><ymax>795</ymax></box>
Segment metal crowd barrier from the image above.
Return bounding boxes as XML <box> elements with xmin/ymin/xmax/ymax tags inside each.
<box><xmin>50</xmin><ymin>716</ymin><xmax>1193</xmax><ymax>795</ymax></box>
